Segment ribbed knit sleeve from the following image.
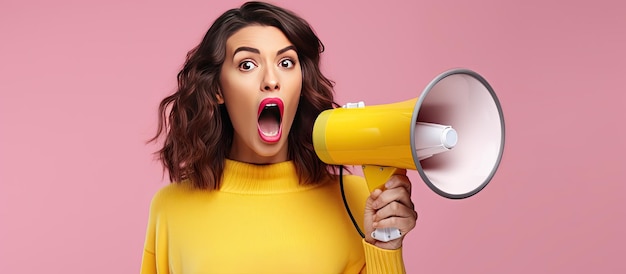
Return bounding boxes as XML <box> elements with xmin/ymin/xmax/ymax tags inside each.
<box><xmin>362</xmin><ymin>239</ymin><xmax>406</xmax><ymax>274</ymax></box>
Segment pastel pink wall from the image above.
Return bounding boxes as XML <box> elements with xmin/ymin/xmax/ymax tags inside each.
<box><xmin>1</xmin><ymin>0</ymin><xmax>624</xmax><ymax>273</ymax></box>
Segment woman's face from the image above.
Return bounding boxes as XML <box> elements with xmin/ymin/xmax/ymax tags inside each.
<box><xmin>220</xmin><ymin>25</ymin><xmax>302</xmax><ymax>164</ymax></box>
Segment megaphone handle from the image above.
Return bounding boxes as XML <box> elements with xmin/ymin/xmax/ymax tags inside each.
<box><xmin>362</xmin><ymin>165</ymin><xmax>403</xmax><ymax>242</ymax></box>
<box><xmin>362</xmin><ymin>165</ymin><xmax>397</xmax><ymax>192</ymax></box>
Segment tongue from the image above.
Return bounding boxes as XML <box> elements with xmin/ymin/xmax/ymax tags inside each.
<box><xmin>258</xmin><ymin>114</ymin><xmax>280</xmax><ymax>136</ymax></box>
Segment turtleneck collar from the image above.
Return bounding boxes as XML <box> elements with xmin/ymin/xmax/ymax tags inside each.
<box><xmin>219</xmin><ymin>159</ymin><xmax>324</xmax><ymax>194</ymax></box>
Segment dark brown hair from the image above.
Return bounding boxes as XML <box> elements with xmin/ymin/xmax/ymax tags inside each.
<box><xmin>151</xmin><ymin>1</ymin><xmax>340</xmax><ymax>190</ymax></box>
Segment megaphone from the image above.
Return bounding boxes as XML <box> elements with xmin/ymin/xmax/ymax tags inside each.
<box><xmin>312</xmin><ymin>68</ymin><xmax>505</xmax><ymax>241</ymax></box>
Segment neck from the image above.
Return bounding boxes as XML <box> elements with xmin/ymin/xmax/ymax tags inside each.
<box><xmin>219</xmin><ymin>159</ymin><xmax>321</xmax><ymax>194</ymax></box>
<box><xmin>228</xmin><ymin>139</ymin><xmax>290</xmax><ymax>164</ymax></box>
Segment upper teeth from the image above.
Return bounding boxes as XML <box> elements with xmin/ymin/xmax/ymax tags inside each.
<box><xmin>265</xmin><ymin>103</ymin><xmax>277</xmax><ymax>107</ymax></box>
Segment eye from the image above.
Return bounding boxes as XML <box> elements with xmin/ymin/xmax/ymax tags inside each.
<box><xmin>279</xmin><ymin>58</ymin><xmax>295</xmax><ymax>68</ymax></box>
<box><xmin>239</xmin><ymin>60</ymin><xmax>257</xmax><ymax>71</ymax></box>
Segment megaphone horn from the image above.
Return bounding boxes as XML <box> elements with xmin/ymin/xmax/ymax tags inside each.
<box><xmin>313</xmin><ymin>68</ymin><xmax>505</xmax><ymax>241</ymax></box>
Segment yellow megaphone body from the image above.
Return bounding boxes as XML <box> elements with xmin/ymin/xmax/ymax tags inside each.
<box><xmin>314</xmin><ymin>99</ymin><xmax>420</xmax><ymax>191</ymax></box>
<box><xmin>313</xmin><ymin>68</ymin><xmax>504</xmax><ymax>197</ymax></box>
<box><xmin>313</xmin><ymin>68</ymin><xmax>505</xmax><ymax>241</ymax></box>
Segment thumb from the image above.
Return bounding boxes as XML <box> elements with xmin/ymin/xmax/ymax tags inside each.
<box><xmin>364</xmin><ymin>188</ymin><xmax>383</xmax><ymax>244</ymax></box>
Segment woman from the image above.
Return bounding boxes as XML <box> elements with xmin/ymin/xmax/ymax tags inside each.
<box><xmin>141</xmin><ymin>1</ymin><xmax>417</xmax><ymax>273</ymax></box>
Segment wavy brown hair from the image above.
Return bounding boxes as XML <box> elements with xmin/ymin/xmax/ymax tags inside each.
<box><xmin>151</xmin><ymin>1</ymin><xmax>340</xmax><ymax>190</ymax></box>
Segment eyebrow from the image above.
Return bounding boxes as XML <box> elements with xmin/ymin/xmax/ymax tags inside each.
<box><xmin>233</xmin><ymin>45</ymin><xmax>297</xmax><ymax>56</ymax></box>
<box><xmin>277</xmin><ymin>45</ymin><xmax>296</xmax><ymax>55</ymax></box>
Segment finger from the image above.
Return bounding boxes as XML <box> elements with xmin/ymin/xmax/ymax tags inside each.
<box><xmin>373</xmin><ymin>216</ymin><xmax>417</xmax><ymax>233</ymax></box>
<box><xmin>365</xmin><ymin>188</ymin><xmax>383</xmax><ymax>211</ymax></box>
<box><xmin>372</xmin><ymin>201</ymin><xmax>418</xmax><ymax>223</ymax></box>
<box><xmin>372</xmin><ymin>187</ymin><xmax>413</xmax><ymax>210</ymax></box>
<box><xmin>384</xmin><ymin>174</ymin><xmax>411</xmax><ymax>193</ymax></box>
<box><xmin>367</xmin><ymin>189</ymin><xmax>383</xmax><ymax>202</ymax></box>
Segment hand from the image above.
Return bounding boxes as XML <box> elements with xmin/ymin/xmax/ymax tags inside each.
<box><xmin>364</xmin><ymin>169</ymin><xmax>418</xmax><ymax>250</ymax></box>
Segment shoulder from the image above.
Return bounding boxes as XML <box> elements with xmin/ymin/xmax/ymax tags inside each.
<box><xmin>335</xmin><ymin>172</ymin><xmax>370</xmax><ymax>229</ymax></box>
<box><xmin>341</xmin><ymin>174</ymin><xmax>368</xmax><ymax>194</ymax></box>
<box><xmin>147</xmin><ymin>181</ymin><xmax>195</xmax><ymax>213</ymax></box>
<box><xmin>339</xmin><ymin>173</ymin><xmax>370</xmax><ymax>207</ymax></box>
<box><xmin>341</xmin><ymin>174</ymin><xmax>366</xmax><ymax>190</ymax></box>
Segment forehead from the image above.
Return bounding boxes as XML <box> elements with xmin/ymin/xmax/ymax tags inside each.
<box><xmin>225</xmin><ymin>25</ymin><xmax>293</xmax><ymax>53</ymax></box>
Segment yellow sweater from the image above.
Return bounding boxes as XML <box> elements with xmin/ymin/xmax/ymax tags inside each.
<box><xmin>140</xmin><ymin>159</ymin><xmax>405</xmax><ymax>273</ymax></box>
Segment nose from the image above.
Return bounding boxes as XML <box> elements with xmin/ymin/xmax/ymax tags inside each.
<box><xmin>261</xmin><ymin>67</ymin><xmax>280</xmax><ymax>92</ymax></box>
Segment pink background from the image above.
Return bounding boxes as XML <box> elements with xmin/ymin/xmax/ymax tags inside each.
<box><xmin>1</xmin><ymin>0</ymin><xmax>624</xmax><ymax>273</ymax></box>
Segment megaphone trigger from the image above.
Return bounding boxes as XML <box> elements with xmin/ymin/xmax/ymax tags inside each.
<box><xmin>371</xmin><ymin>227</ymin><xmax>402</xmax><ymax>242</ymax></box>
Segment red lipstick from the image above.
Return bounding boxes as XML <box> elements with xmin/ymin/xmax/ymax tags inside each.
<box><xmin>257</xmin><ymin>97</ymin><xmax>284</xmax><ymax>143</ymax></box>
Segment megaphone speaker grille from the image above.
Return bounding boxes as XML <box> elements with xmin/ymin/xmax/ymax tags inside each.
<box><xmin>411</xmin><ymin>69</ymin><xmax>505</xmax><ymax>199</ymax></box>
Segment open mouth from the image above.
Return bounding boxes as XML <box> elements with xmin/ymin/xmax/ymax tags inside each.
<box><xmin>257</xmin><ymin>97</ymin><xmax>284</xmax><ymax>143</ymax></box>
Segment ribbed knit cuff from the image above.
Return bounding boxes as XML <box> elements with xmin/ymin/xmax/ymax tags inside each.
<box><xmin>362</xmin><ymin>239</ymin><xmax>406</xmax><ymax>274</ymax></box>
